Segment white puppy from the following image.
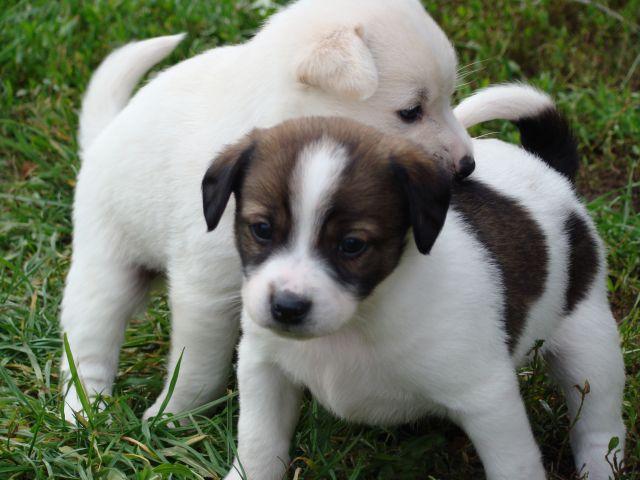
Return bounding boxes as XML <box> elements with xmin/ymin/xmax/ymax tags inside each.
<box><xmin>203</xmin><ymin>117</ymin><xmax>625</xmax><ymax>480</ymax></box>
<box><xmin>60</xmin><ymin>0</ymin><xmax>553</xmax><ymax>421</ymax></box>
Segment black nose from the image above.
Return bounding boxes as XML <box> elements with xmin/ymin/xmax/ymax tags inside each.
<box><xmin>271</xmin><ymin>291</ymin><xmax>312</xmax><ymax>325</ymax></box>
<box><xmin>456</xmin><ymin>155</ymin><xmax>475</xmax><ymax>179</ymax></box>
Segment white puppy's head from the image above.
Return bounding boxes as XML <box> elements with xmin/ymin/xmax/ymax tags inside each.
<box><xmin>203</xmin><ymin>118</ymin><xmax>451</xmax><ymax>338</ymax></box>
<box><xmin>258</xmin><ymin>0</ymin><xmax>474</xmax><ymax>177</ymax></box>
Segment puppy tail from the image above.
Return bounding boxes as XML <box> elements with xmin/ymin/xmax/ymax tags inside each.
<box><xmin>78</xmin><ymin>33</ymin><xmax>186</xmax><ymax>154</ymax></box>
<box><xmin>454</xmin><ymin>83</ymin><xmax>580</xmax><ymax>182</ymax></box>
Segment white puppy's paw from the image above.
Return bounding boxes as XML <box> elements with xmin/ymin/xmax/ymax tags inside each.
<box><xmin>142</xmin><ymin>400</ymin><xmax>172</xmax><ymax>422</ymax></box>
<box><xmin>576</xmin><ymin>441</ymin><xmax>623</xmax><ymax>480</ymax></box>
<box><xmin>63</xmin><ymin>392</ymin><xmax>85</xmax><ymax>424</ymax></box>
<box><xmin>62</xmin><ymin>386</ymin><xmax>108</xmax><ymax>425</ymax></box>
<box><xmin>142</xmin><ymin>398</ymin><xmax>190</xmax><ymax>426</ymax></box>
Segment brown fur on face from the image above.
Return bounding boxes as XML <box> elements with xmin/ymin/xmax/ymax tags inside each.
<box><xmin>202</xmin><ymin>117</ymin><xmax>452</xmax><ymax>294</ymax></box>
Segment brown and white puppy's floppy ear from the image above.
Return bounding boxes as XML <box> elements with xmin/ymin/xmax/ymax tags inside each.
<box><xmin>296</xmin><ymin>26</ymin><xmax>378</xmax><ymax>101</ymax></box>
<box><xmin>202</xmin><ymin>132</ymin><xmax>256</xmax><ymax>232</ymax></box>
<box><xmin>390</xmin><ymin>146</ymin><xmax>452</xmax><ymax>255</ymax></box>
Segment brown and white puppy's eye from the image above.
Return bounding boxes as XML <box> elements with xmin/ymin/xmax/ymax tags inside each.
<box><xmin>396</xmin><ymin>104</ymin><xmax>423</xmax><ymax>124</ymax></box>
<box><xmin>338</xmin><ymin>236</ymin><xmax>368</xmax><ymax>258</ymax></box>
<box><xmin>250</xmin><ymin>221</ymin><xmax>273</xmax><ymax>244</ymax></box>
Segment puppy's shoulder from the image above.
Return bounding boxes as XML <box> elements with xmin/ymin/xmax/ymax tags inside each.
<box><xmin>470</xmin><ymin>138</ymin><xmax>578</xmax><ymax>213</ymax></box>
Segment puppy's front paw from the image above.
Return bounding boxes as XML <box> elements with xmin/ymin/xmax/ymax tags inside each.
<box><xmin>143</xmin><ymin>393</ymin><xmax>181</xmax><ymax>420</ymax></box>
<box><xmin>62</xmin><ymin>384</ymin><xmax>107</xmax><ymax>425</ymax></box>
<box><xmin>142</xmin><ymin>402</ymin><xmax>162</xmax><ymax>421</ymax></box>
<box><xmin>142</xmin><ymin>399</ymin><xmax>191</xmax><ymax>426</ymax></box>
<box><xmin>63</xmin><ymin>392</ymin><xmax>84</xmax><ymax>424</ymax></box>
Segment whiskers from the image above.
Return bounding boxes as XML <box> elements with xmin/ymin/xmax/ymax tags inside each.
<box><xmin>472</xmin><ymin>130</ymin><xmax>500</xmax><ymax>140</ymax></box>
<box><xmin>456</xmin><ymin>57</ymin><xmax>494</xmax><ymax>89</ymax></box>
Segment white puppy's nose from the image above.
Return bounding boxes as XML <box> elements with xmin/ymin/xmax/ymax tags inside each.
<box><xmin>440</xmin><ymin>108</ymin><xmax>475</xmax><ymax>178</ymax></box>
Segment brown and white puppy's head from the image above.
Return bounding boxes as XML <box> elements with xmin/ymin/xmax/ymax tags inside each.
<box><xmin>203</xmin><ymin>118</ymin><xmax>450</xmax><ymax>338</ymax></box>
<box><xmin>260</xmin><ymin>0</ymin><xmax>474</xmax><ymax>177</ymax></box>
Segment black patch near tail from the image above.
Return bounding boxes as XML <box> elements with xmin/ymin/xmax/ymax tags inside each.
<box><xmin>564</xmin><ymin>212</ymin><xmax>599</xmax><ymax>314</ymax></box>
<box><xmin>514</xmin><ymin>107</ymin><xmax>580</xmax><ymax>183</ymax></box>
<box><xmin>452</xmin><ymin>180</ymin><xmax>548</xmax><ymax>352</ymax></box>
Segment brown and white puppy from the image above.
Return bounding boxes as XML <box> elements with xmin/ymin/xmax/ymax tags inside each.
<box><xmin>204</xmin><ymin>118</ymin><xmax>625</xmax><ymax>480</ymax></box>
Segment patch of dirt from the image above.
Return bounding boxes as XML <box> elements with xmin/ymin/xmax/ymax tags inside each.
<box><xmin>576</xmin><ymin>154</ymin><xmax>639</xmax><ymax>211</ymax></box>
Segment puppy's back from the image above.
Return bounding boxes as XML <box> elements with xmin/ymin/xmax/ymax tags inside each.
<box><xmin>452</xmin><ymin>138</ymin><xmax>602</xmax><ymax>358</ymax></box>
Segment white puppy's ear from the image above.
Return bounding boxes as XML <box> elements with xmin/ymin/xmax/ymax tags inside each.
<box><xmin>296</xmin><ymin>26</ymin><xmax>378</xmax><ymax>101</ymax></box>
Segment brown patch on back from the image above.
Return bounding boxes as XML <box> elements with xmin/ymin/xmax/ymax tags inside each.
<box><xmin>564</xmin><ymin>212</ymin><xmax>599</xmax><ymax>314</ymax></box>
<box><xmin>451</xmin><ymin>180</ymin><xmax>548</xmax><ymax>351</ymax></box>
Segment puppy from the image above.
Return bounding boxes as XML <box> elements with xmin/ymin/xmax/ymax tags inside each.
<box><xmin>203</xmin><ymin>117</ymin><xmax>626</xmax><ymax>480</ymax></box>
<box><xmin>60</xmin><ymin>0</ymin><xmax>553</xmax><ymax>421</ymax></box>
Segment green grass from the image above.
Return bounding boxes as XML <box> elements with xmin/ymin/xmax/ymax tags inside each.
<box><xmin>1</xmin><ymin>0</ymin><xmax>638</xmax><ymax>478</ymax></box>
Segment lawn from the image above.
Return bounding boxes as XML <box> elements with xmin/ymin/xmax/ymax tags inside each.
<box><xmin>1</xmin><ymin>0</ymin><xmax>638</xmax><ymax>478</ymax></box>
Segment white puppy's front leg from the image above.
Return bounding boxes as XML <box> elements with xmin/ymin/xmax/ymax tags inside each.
<box><xmin>448</xmin><ymin>370</ymin><xmax>547</xmax><ymax>480</ymax></box>
<box><xmin>143</xmin><ymin>277</ymin><xmax>241</xmax><ymax>420</ymax></box>
<box><xmin>225</xmin><ymin>335</ymin><xmax>302</xmax><ymax>480</ymax></box>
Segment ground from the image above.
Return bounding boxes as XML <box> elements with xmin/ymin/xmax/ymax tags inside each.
<box><xmin>0</xmin><ymin>0</ymin><xmax>638</xmax><ymax>479</ymax></box>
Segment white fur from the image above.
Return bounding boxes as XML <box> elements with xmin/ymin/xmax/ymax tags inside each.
<box><xmin>228</xmin><ymin>140</ymin><xmax>625</xmax><ymax>480</ymax></box>
<box><xmin>61</xmin><ymin>0</ymin><xmax>485</xmax><ymax>422</ymax></box>
<box><xmin>78</xmin><ymin>33</ymin><xmax>186</xmax><ymax>153</ymax></box>
<box><xmin>454</xmin><ymin>83</ymin><xmax>554</xmax><ymax>129</ymax></box>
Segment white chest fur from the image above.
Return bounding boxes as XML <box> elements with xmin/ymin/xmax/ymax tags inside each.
<box><xmin>270</xmin><ymin>329</ymin><xmax>439</xmax><ymax>425</ymax></box>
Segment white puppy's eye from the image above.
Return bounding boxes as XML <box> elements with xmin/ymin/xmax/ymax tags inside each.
<box><xmin>338</xmin><ymin>236</ymin><xmax>368</xmax><ymax>258</ymax></box>
<box><xmin>397</xmin><ymin>105</ymin><xmax>423</xmax><ymax>124</ymax></box>
<box><xmin>250</xmin><ymin>222</ymin><xmax>273</xmax><ymax>243</ymax></box>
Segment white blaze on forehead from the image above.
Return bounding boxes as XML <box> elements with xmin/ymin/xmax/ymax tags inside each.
<box><xmin>290</xmin><ymin>138</ymin><xmax>349</xmax><ymax>252</ymax></box>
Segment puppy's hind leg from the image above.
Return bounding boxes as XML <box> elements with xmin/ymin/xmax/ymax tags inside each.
<box><xmin>544</xmin><ymin>292</ymin><xmax>626</xmax><ymax>480</ymax></box>
<box><xmin>60</xmin><ymin>252</ymin><xmax>152</xmax><ymax>422</ymax></box>
<box><xmin>143</xmin><ymin>258</ymin><xmax>242</xmax><ymax>420</ymax></box>
<box><xmin>449</xmin><ymin>366</ymin><xmax>547</xmax><ymax>480</ymax></box>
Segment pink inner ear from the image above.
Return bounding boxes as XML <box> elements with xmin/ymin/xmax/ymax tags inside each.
<box><xmin>296</xmin><ymin>26</ymin><xmax>378</xmax><ymax>101</ymax></box>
